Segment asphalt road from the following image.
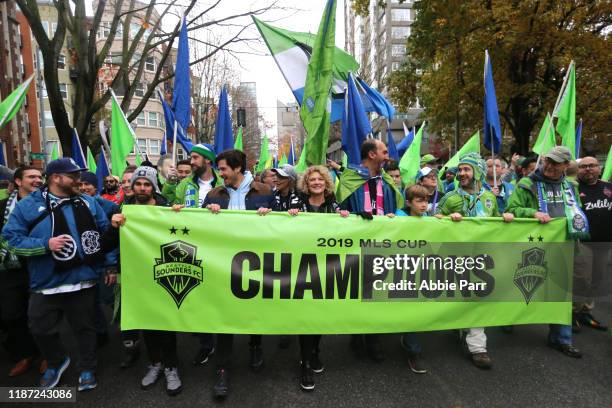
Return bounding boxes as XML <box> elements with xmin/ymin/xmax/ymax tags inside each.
<box><xmin>1</xmin><ymin>302</ymin><xmax>611</xmax><ymax>408</ymax></box>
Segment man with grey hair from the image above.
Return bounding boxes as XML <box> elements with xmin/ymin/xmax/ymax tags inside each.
<box><xmin>507</xmin><ymin>146</ymin><xmax>588</xmax><ymax>358</ymax></box>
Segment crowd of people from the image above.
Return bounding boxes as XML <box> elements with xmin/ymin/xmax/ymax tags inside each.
<box><xmin>0</xmin><ymin>139</ymin><xmax>609</xmax><ymax>397</ymax></box>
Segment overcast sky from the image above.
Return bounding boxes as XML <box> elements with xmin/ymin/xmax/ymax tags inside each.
<box><xmin>88</xmin><ymin>0</ymin><xmax>347</xmax><ymax>140</ymax></box>
<box><xmin>236</xmin><ymin>0</ymin><xmax>346</xmax><ymax>136</ymax></box>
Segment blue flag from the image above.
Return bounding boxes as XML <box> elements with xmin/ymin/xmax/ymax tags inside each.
<box><xmin>575</xmin><ymin>118</ymin><xmax>582</xmax><ymax>159</ymax></box>
<box><xmin>483</xmin><ymin>50</ymin><xmax>502</xmax><ymax>154</ymax></box>
<box><xmin>213</xmin><ymin>86</ymin><xmax>233</xmax><ymax>155</ymax></box>
<box><xmin>161</xmin><ymin>92</ymin><xmax>193</xmax><ymax>153</ymax></box>
<box><xmin>172</xmin><ymin>16</ymin><xmax>191</xmax><ymax>130</ymax></box>
<box><xmin>387</xmin><ymin>128</ymin><xmax>399</xmax><ymax>161</ymax></box>
<box><xmin>0</xmin><ymin>141</ymin><xmax>5</xmax><ymax>167</ymax></box>
<box><xmin>71</xmin><ymin>129</ymin><xmax>87</xmax><ymax>168</ymax></box>
<box><xmin>287</xmin><ymin>138</ymin><xmax>296</xmax><ymax>165</ymax></box>
<box><xmin>397</xmin><ymin>127</ymin><xmax>414</xmax><ymax>158</ymax></box>
<box><xmin>342</xmin><ymin>73</ymin><xmax>372</xmax><ymax>167</ymax></box>
<box><xmin>95</xmin><ymin>150</ymin><xmax>110</xmax><ymax>193</ymax></box>
<box><xmin>356</xmin><ymin>78</ymin><xmax>395</xmax><ymax>119</ymax></box>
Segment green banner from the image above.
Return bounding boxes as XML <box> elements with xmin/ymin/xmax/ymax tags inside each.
<box><xmin>120</xmin><ymin>207</ymin><xmax>573</xmax><ymax>333</ymax></box>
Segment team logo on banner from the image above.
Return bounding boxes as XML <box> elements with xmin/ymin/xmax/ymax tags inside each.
<box><xmin>513</xmin><ymin>248</ymin><xmax>548</xmax><ymax>304</ymax></box>
<box><xmin>153</xmin><ymin>240</ymin><xmax>203</xmax><ymax>308</ymax></box>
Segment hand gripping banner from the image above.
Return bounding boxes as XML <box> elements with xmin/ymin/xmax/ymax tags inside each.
<box><xmin>120</xmin><ymin>206</ymin><xmax>573</xmax><ymax>333</ymax></box>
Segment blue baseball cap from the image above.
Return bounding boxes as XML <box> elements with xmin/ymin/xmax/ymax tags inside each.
<box><xmin>46</xmin><ymin>158</ymin><xmax>87</xmax><ymax>175</ymax></box>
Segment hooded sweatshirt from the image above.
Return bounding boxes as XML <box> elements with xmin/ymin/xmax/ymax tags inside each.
<box><xmin>227</xmin><ymin>171</ymin><xmax>254</xmax><ymax>210</ymax></box>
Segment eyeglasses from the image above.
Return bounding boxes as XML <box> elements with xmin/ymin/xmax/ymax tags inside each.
<box><xmin>578</xmin><ymin>164</ymin><xmax>599</xmax><ymax>169</ymax></box>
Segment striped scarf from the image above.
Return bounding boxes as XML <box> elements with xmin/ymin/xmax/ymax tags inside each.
<box><xmin>0</xmin><ymin>191</ymin><xmax>21</xmax><ymax>270</ymax></box>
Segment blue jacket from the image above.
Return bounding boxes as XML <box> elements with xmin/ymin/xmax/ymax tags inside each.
<box><xmin>1</xmin><ymin>190</ymin><xmax>114</xmax><ymax>292</ymax></box>
<box><xmin>94</xmin><ymin>195</ymin><xmax>120</xmax><ymax>219</ymax></box>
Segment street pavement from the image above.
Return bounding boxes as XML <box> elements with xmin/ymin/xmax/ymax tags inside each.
<box><xmin>1</xmin><ymin>301</ymin><xmax>611</xmax><ymax>408</ymax></box>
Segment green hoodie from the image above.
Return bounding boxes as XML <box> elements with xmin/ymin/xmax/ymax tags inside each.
<box><xmin>435</xmin><ymin>188</ymin><xmax>500</xmax><ymax>217</ymax></box>
<box><xmin>164</xmin><ymin>171</ymin><xmax>221</xmax><ymax>207</ymax></box>
<box><xmin>506</xmin><ymin>170</ymin><xmax>581</xmax><ymax>219</ymax></box>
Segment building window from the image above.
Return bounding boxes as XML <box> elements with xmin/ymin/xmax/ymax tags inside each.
<box><xmin>59</xmin><ymin>83</ymin><xmax>68</xmax><ymax>99</ymax></box>
<box><xmin>392</xmin><ymin>26</ymin><xmax>410</xmax><ymax>39</ymax></box>
<box><xmin>104</xmin><ymin>52</ymin><xmax>122</xmax><ymax>66</ymax></box>
<box><xmin>44</xmin><ymin>111</ymin><xmax>54</xmax><ymax>128</ymax></box>
<box><xmin>145</xmin><ymin>57</ymin><xmax>156</xmax><ymax>72</ymax></box>
<box><xmin>57</xmin><ymin>54</ymin><xmax>66</xmax><ymax>70</ymax></box>
<box><xmin>136</xmin><ymin>138</ymin><xmax>147</xmax><ymax>155</ymax></box>
<box><xmin>41</xmin><ymin>21</ymin><xmax>49</xmax><ymax>37</ymax></box>
<box><xmin>148</xmin><ymin>139</ymin><xmax>161</xmax><ymax>155</ymax></box>
<box><xmin>136</xmin><ymin>111</ymin><xmax>146</xmax><ymax>126</ymax></box>
<box><xmin>97</xmin><ymin>21</ymin><xmax>111</xmax><ymax>39</ymax></box>
<box><xmin>130</xmin><ymin>23</ymin><xmax>141</xmax><ymax>39</ymax></box>
<box><xmin>391</xmin><ymin>9</ymin><xmax>410</xmax><ymax>22</ymax></box>
<box><xmin>51</xmin><ymin>23</ymin><xmax>57</xmax><ymax>37</ymax></box>
<box><xmin>392</xmin><ymin>61</ymin><xmax>401</xmax><ymax>71</ymax></box>
<box><xmin>134</xmin><ymin>82</ymin><xmax>145</xmax><ymax>97</ymax></box>
<box><xmin>147</xmin><ymin>111</ymin><xmax>159</xmax><ymax>127</ymax></box>
<box><xmin>391</xmin><ymin>44</ymin><xmax>406</xmax><ymax>57</ymax></box>
<box><xmin>177</xmin><ymin>147</ymin><xmax>187</xmax><ymax>160</ymax></box>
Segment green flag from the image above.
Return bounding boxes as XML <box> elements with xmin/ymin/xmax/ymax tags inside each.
<box><xmin>602</xmin><ymin>145</ymin><xmax>612</xmax><ymax>182</ymax></box>
<box><xmin>300</xmin><ymin>0</ymin><xmax>336</xmax><ymax>166</ymax></box>
<box><xmin>256</xmin><ymin>134</ymin><xmax>270</xmax><ymax>173</ymax></box>
<box><xmin>553</xmin><ymin>61</ymin><xmax>576</xmax><ymax>159</ymax></box>
<box><xmin>87</xmin><ymin>147</ymin><xmax>97</xmax><ymax>173</ymax></box>
<box><xmin>110</xmin><ymin>91</ymin><xmax>137</xmax><ymax>176</ymax></box>
<box><xmin>0</xmin><ymin>75</ymin><xmax>34</xmax><ymax>130</ymax></box>
<box><xmin>234</xmin><ymin>126</ymin><xmax>243</xmax><ymax>151</ymax></box>
<box><xmin>532</xmin><ymin>113</ymin><xmax>556</xmax><ymax>156</ymax></box>
<box><xmin>295</xmin><ymin>143</ymin><xmax>308</xmax><ymax>173</ymax></box>
<box><xmin>399</xmin><ymin>123</ymin><xmax>425</xmax><ymax>185</ymax></box>
<box><xmin>50</xmin><ymin>142</ymin><xmax>59</xmax><ymax>161</ymax></box>
<box><xmin>279</xmin><ymin>154</ymin><xmax>288</xmax><ymax>166</ymax></box>
<box><xmin>439</xmin><ymin>131</ymin><xmax>481</xmax><ymax>180</ymax></box>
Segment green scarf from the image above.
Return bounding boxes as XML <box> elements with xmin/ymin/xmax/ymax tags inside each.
<box><xmin>536</xmin><ymin>180</ymin><xmax>589</xmax><ymax>240</ymax></box>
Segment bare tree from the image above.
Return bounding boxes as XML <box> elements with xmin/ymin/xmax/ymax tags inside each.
<box><xmin>17</xmin><ymin>0</ymin><xmax>281</xmax><ymax>155</ymax></box>
<box><xmin>190</xmin><ymin>34</ymin><xmax>241</xmax><ymax>144</ymax></box>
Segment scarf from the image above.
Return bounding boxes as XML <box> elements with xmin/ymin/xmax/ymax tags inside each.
<box><xmin>456</xmin><ymin>186</ymin><xmax>487</xmax><ymax>217</ymax></box>
<box><xmin>0</xmin><ymin>191</ymin><xmax>21</xmax><ymax>270</ymax></box>
<box><xmin>363</xmin><ymin>177</ymin><xmax>384</xmax><ymax>215</ymax></box>
<box><xmin>227</xmin><ymin>171</ymin><xmax>254</xmax><ymax>210</ymax></box>
<box><xmin>44</xmin><ymin>188</ymin><xmax>104</xmax><ymax>272</ymax></box>
<box><xmin>536</xmin><ymin>180</ymin><xmax>589</xmax><ymax>240</ymax></box>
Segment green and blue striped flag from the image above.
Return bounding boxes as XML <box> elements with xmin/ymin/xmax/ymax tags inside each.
<box><xmin>299</xmin><ymin>0</ymin><xmax>337</xmax><ymax>165</ymax></box>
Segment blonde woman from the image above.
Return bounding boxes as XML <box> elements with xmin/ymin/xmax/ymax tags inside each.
<box><xmin>288</xmin><ymin>165</ymin><xmax>348</xmax><ymax>391</ymax></box>
<box><xmin>290</xmin><ymin>165</ymin><xmax>349</xmax><ymax>216</ymax></box>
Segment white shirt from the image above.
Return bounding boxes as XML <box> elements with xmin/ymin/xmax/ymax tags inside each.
<box><xmin>198</xmin><ymin>177</ymin><xmax>214</xmax><ymax>207</ymax></box>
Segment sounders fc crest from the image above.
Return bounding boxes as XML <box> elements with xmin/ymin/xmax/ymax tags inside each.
<box><xmin>513</xmin><ymin>248</ymin><xmax>548</xmax><ymax>305</ymax></box>
<box><xmin>154</xmin><ymin>240</ymin><xmax>203</xmax><ymax>308</ymax></box>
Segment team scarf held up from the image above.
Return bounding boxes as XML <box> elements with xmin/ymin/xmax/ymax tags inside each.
<box><xmin>536</xmin><ymin>180</ymin><xmax>589</xmax><ymax>240</ymax></box>
<box><xmin>43</xmin><ymin>188</ymin><xmax>104</xmax><ymax>272</ymax></box>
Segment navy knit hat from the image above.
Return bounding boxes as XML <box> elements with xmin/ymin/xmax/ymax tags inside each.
<box><xmin>80</xmin><ymin>171</ymin><xmax>98</xmax><ymax>187</ymax></box>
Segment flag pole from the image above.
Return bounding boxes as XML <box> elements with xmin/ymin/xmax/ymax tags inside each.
<box><xmin>109</xmin><ymin>89</ymin><xmax>146</xmax><ymax>162</ymax></box>
<box><xmin>172</xmin><ymin>119</ymin><xmax>178</xmax><ymax>163</ymax></box>
<box><xmin>536</xmin><ymin>61</ymin><xmax>573</xmax><ymax>167</ymax></box>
